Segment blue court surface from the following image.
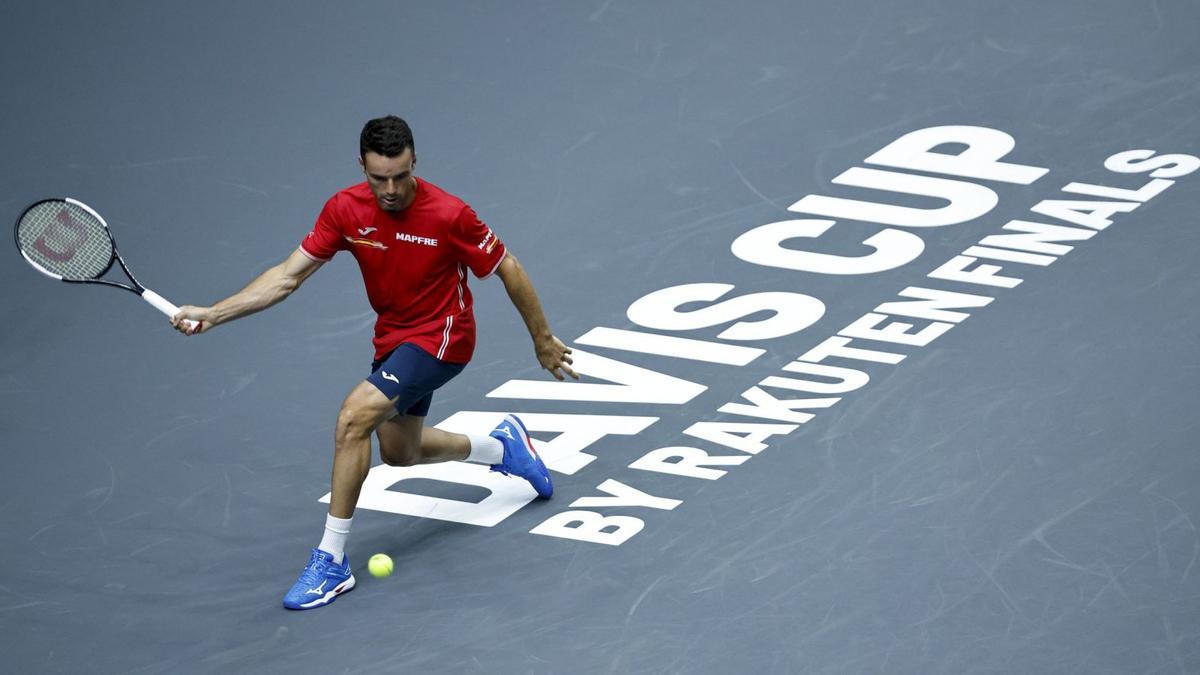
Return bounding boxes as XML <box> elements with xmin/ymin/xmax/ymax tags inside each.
<box><xmin>2</xmin><ymin>1</ymin><xmax>1199</xmax><ymax>673</ymax></box>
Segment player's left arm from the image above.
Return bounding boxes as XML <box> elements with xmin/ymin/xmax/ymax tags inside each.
<box><xmin>494</xmin><ymin>252</ymin><xmax>579</xmax><ymax>381</ymax></box>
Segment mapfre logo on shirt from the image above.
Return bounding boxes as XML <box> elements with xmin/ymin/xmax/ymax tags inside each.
<box><xmin>396</xmin><ymin>232</ymin><xmax>439</xmax><ymax>247</ymax></box>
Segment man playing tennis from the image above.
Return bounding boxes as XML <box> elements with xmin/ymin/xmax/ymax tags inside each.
<box><xmin>170</xmin><ymin>115</ymin><xmax>577</xmax><ymax>610</ymax></box>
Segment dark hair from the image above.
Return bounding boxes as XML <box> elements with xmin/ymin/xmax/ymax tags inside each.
<box><xmin>360</xmin><ymin>115</ymin><xmax>415</xmax><ymax>158</ymax></box>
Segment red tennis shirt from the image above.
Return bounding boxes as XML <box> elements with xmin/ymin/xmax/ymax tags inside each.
<box><xmin>299</xmin><ymin>178</ymin><xmax>506</xmax><ymax>363</ymax></box>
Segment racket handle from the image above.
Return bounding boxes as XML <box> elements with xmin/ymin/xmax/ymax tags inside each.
<box><xmin>142</xmin><ymin>289</ymin><xmax>200</xmax><ymax>331</ymax></box>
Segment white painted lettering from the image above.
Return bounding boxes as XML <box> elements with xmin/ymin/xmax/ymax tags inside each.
<box><xmin>961</xmin><ymin>245</ymin><xmax>1057</xmax><ymax>266</ymax></box>
<box><xmin>730</xmin><ymin>219</ymin><xmax>924</xmax><ymax>274</ymax></box>
<box><xmin>1030</xmin><ymin>199</ymin><xmax>1139</xmax><ymax>231</ymax></box>
<box><xmin>865</xmin><ymin>125</ymin><xmax>1049</xmax><ymax>184</ymax></box>
<box><xmin>928</xmin><ymin>256</ymin><xmax>1022</xmax><ymax>288</ymax></box>
<box><xmin>435</xmin><ymin>411</ymin><xmax>657</xmax><ymax>475</ymax></box>
<box><xmin>718</xmin><ymin>387</ymin><xmax>839</xmax><ymax>424</ymax></box>
<box><xmin>839</xmin><ymin>313</ymin><xmax>954</xmax><ymax>347</ymax></box>
<box><xmin>788</xmin><ymin>167</ymin><xmax>999</xmax><ymax>227</ymax></box>
<box><xmin>321</xmin><ymin>463</ymin><xmax>534</xmax><ymax>527</ymax></box>
<box><xmin>1062</xmin><ymin>179</ymin><xmax>1173</xmax><ymax>203</ymax></box>
<box><xmin>799</xmin><ymin>336</ymin><xmax>907</xmax><ymax>365</ymax></box>
<box><xmin>874</xmin><ymin>286</ymin><xmax>993</xmax><ymax>323</ymax></box>
<box><xmin>530</xmin><ymin>511</ymin><xmax>644</xmax><ymax>546</ymax></box>
<box><xmin>627</xmin><ymin>283</ymin><xmax>824</xmax><ymax>341</ymax></box>
<box><xmin>1104</xmin><ymin>149</ymin><xmax>1200</xmax><ymax>179</ymax></box>
<box><xmin>978</xmin><ymin>220</ymin><xmax>1095</xmax><ymax>256</ymax></box>
<box><xmin>775</xmin><ymin>361</ymin><xmax>871</xmax><ymax>394</ymax></box>
<box><xmin>682</xmin><ymin>421</ymin><xmax>798</xmax><ymax>454</ymax></box>
<box><xmin>570</xmin><ymin>479</ymin><xmax>682</xmax><ymax>511</ymax></box>
<box><xmin>629</xmin><ymin>446</ymin><xmax>750</xmax><ymax>480</ymax></box>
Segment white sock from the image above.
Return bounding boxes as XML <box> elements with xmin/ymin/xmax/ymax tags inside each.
<box><xmin>466</xmin><ymin>434</ymin><xmax>504</xmax><ymax>464</ymax></box>
<box><xmin>318</xmin><ymin>514</ymin><xmax>353</xmax><ymax>564</ymax></box>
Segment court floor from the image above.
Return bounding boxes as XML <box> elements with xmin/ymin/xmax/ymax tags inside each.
<box><xmin>2</xmin><ymin>1</ymin><xmax>1199</xmax><ymax>673</ymax></box>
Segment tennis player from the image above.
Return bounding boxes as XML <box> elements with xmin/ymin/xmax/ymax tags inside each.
<box><xmin>170</xmin><ymin>116</ymin><xmax>577</xmax><ymax>610</ymax></box>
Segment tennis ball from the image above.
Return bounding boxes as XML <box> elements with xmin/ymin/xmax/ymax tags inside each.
<box><xmin>368</xmin><ymin>553</ymin><xmax>393</xmax><ymax>578</ymax></box>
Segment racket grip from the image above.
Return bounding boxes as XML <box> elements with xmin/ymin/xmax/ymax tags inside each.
<box><xmin>142</xmin><ymin>289</ymin><xmax>200</xmax><ymax>330</ymax></box>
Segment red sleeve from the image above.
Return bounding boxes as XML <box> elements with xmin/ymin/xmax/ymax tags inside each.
<box><xmin>300</xmin><ymin>197</ymin><xmax>347</xmax><ymax>261</ymax></box>
<box><xmin>450</xmin><ymin>204</ymin><xmax>507</xmax><ymax>278</ymax></box>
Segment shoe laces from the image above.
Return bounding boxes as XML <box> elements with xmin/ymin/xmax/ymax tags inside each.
<box><xmin>300</xmin><ymin>551</ymin><xmax>330</xmax><ymax>584</ymax></box>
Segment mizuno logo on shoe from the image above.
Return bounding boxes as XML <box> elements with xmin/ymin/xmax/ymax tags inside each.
<box><xmin>381</xmin><ymin>371</ymin><xmax>399</xmax><ymax>384</ymax></box>
<box><xmin>499</xmin><ymin>427</ymin><xmax>514</xmax><ymax>440</ymax></box>
<box><xmin>306</xmin><ymin>580</ymin><xmax>328</xmax><ymax>595</ymax></box>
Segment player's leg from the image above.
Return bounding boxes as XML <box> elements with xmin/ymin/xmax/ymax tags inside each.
<box><xmin>376</xmin><ymin>413</ymin><xmax>471</xmax><ymax>466</ymax></box>
<box><xmin>366</xmin><ymin>343</ymin><xmax>501</xmax><ymax>468</ymax></box>
<box><xmin>368</xmin><ymin>345</ymin><xmax>552</xmax><ymax>495</ymax></box>
<box><xmin>329</xmin><ymin>380</ymin><xmax>401</xmax><ymax>517</ymax></box>
<box><xmin>283</xmin><ymin>380</ymin><xmax>395</xmax><ymax>611</ymax></box>
<box><xmin>376</xmin><ymin>404</ymin><xmax>553</xmax><ymax>499</ymax></box>
<box><xmin>373</xmin><ymin>385</ymin><xmax>541</xmax><ymax>476</ymax></box>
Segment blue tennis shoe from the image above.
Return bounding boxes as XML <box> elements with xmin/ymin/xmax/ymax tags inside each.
<box><xmin>489</xmin><ymin>414</ymin><xmax>553</xmax><ymax>499</ymax></box>
<box><xmin>283</xmin><ymin>548</ymin><xmax>356</xmax><ymax>610</ymax></box>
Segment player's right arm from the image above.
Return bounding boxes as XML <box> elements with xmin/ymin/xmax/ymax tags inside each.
<box><xmin>170</xmin><ymin>247</ymin><xmax>323</xmax><ymax>336</ymax></box>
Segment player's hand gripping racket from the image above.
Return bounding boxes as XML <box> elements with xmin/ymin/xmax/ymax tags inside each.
<box><xmin>14</xmin><ymin>198</ymin><xmax>200</xmax><ymax>331</ymax></box>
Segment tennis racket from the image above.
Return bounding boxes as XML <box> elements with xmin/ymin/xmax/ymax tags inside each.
<box><xmin>14</xmin><ymin>198</ymin><xmax>199</xmax><ymax>331</ymax></box>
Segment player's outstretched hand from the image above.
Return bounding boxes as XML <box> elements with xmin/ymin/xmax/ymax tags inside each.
<box><xmin>171</xmin><ymin>305</ymin><xmax>214</xmax><ymax>336</ymax></box>
<box><xmin>536</xmin><ymin>335</ymin><xmax>578</xmax><ymax>381</ymax></box>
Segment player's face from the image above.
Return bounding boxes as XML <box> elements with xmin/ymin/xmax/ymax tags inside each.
<box><xmin>360</xmin><ymin>149</ymin><xmax>417</xmax><ymax>212</ymax></box>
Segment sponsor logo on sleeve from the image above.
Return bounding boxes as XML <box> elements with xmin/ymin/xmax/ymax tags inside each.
<box><xmin>478</xmin><ymin>229</ymin><xmax>499</xmax><ymax>253</ymax></box>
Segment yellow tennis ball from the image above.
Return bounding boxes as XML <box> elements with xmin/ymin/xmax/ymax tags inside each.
<box><xmin>368</xmin><ymin>553</ymin><xmax>393</xmax><ymax>578</ymax></box>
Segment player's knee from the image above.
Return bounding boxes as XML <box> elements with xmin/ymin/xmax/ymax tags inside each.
<box><xmin>335</xmin><ymin>403</ymin><xmax>378</xmax><ymax>441</ymax></box>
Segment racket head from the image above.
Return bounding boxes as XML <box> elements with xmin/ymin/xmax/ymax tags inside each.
<box><xmin>15</xmin><ymin>198</ymin><xmax>117</xmax><ymax>282</ymax></box>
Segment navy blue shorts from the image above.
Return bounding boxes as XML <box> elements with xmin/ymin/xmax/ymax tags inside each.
<box><xmin>366</xmin><ymin>343</ymin><xmax>465</xmax><ymax>418</ymax></box>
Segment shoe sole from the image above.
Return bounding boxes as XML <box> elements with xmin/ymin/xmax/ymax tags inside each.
<box><xmin>506</xmin><ymin>414</ymin><xmax>553</xmax><ymax>499</ymax></box>
<box><xmin>284</xmin><ymin>575</ymin><xmax>357</xmax><ymax>610</ymax></box>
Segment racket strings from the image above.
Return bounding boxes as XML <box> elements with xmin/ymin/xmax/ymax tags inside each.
<box><xmin>17</xmin><ymin>201</ymin><xmax>114</xmax><ymax>280</ymax></box>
